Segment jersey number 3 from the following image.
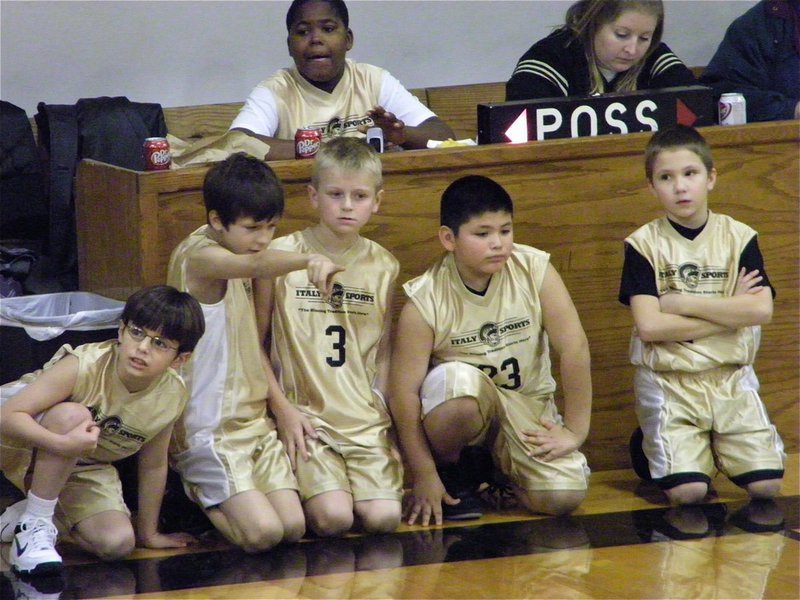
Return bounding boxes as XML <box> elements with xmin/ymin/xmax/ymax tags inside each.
<box><xmin>326</xmin><ymin>325</ymin><xmax>346</xmax><ymax>367</ymax></box>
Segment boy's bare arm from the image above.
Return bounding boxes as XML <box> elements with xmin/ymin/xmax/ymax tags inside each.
<box><xmin>389</xmin><ymin>302</ymin><xmax>449</xmax><ymax>526</ymax></box>
<box><xmin>365</xmin><ymin>107</ymin><xmax>456</xmax><ymax>149</ymax></box>
<box><xmin>372</xmin><ymin>286</ymin><xmax>395</xmax><ymax>396</ymax></box>
<box><xmin>229</xmin><ymin>128</ymin><xmax>295</xmax><ymax>161</ymax></box>
<box><xmin>136</xmin><ymin>424</ymin><xmax>195</xmax><ymax>548</ymax></box>
<box><xmin>402</xmin><ymin>117</ymin><xmax>456</xmax><ymax>149</ymax></box>
<box><xmin>525</xmin><ymin>264</ymin><xmax>591</xmax><ymax>461</ymax></box>
<box><xmin>660</xmin><ymin>268</ymin><xmax>773</xmax><ymax>329</ymax></box>
<box><xmin>253</xmin><ymin>277</ymin><xmax>273</xmax><ymax>345</ymax></box>
<box><xmin>188</xmin><ymin>245</ymin><xmax>343</xmax><ymax>295</ymax></box>
<box><xmin>253</xmin><ymin>277</ymin><xmax>317</xmax><ymax>470</ymax></box>
<box><xmin>631</xmin><ymin>268</ymin><xmax>771</xmax><ymax>342</ymax></box>
<box><xmin>630</xmin><ymin>295</ymin><xmax>732</xmax><ymax>342</ymax></box>
<box><xmin>0</xmin><ymin>356</ymin><xmax>99</xmax><ymax>457</ymax></box>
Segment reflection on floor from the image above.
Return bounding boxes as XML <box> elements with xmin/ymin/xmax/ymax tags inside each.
<box><xmin>1</xmin><ymin>496</ymin><xmax>797</xmax><ymax>598</ymax></box>
<box><xmin>1</xmin><ymin>455</ymin><xmax>798</xmax><ymax>599</ymax></box>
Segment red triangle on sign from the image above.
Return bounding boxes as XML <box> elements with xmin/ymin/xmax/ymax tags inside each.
<box><xmin>676</xmin><ymin>99</ymin><xmax>698</xmax><ymax>126</ymax></box>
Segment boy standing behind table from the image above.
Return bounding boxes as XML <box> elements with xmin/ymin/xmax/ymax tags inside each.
<box><xmin>619</xmin><ymin>125</ymin><xmax>784</xmax><ymax>505</ymax></box>
<box><xmin>230</xmin><ymin>0</ymin><xmax>454</xmax><ymax>160</ymax></box>
<box><xmin>167</xmin><ymin>153</ymin><xmax>342</xmax><ymax>552</ymax></box>
<box><xmin>258</xmin><ymin>137</ymin><xmax>403</xmax><ymax>537</ymax></box>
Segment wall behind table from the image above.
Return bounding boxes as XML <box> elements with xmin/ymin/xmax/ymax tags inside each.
<box><xmin>3</xmin><ymin>0</ymin><xmax>755</xmax><ymax>116</ymax></box>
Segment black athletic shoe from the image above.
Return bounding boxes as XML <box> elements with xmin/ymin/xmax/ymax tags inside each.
<box><xmin>629</xmin><ymin>427</ymin><xmax>653</xmax><ymax>481</ymax></box>
<box><xmin>459</xmin><ymin>445</ymin><xmax>494</xmax><ymax>490</ymax></box>
<box><xmin>442</xmin><ymin>490</ymin><xmax>484</xmax><ymax>521</ymax></box>
<box><xmin>437</xmin><ymin>462</ymin><xmax>483</xmax><ymax>521</ymax></box>
<box><xmin>438</xmin><ymin>445</ymin><xmax>496</xmax><ymax>520</ymax></box>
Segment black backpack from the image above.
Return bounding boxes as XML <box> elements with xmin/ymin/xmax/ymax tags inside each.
<box><xmin>33</xmin><ymin>97</ymin><xmax>167</xmax><ymax>291</ymax></box>
<box><xmin>0</xmin><ymin>100</ymin><xmax>47</xmax><ymax>245</ymax></box>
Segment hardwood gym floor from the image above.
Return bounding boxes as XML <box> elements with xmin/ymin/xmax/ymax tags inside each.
<box><xmin>1</xmin><ymin>454</ymin><xmax>797</xmax><ymax>599</ymax></box>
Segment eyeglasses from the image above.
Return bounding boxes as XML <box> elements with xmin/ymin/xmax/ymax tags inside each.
<box><xmin>125</xmin><ymin>324</ymin><xmax>179</xmax><ymax>353</ymax></box>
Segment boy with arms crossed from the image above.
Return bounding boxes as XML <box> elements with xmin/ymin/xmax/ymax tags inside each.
<box><xmin>258</xmin><ymin>137</ymin><xmax>403</xmax><ymax>536</ymax></box>
<box><xmin>167</xmin><ymin>153</ymin><xmax>342</xmax><ymax>551</ymax></box>
<box><xmin>390</xmin><ymin>175</ymin><xmax>591</xmax><ymax>526</ymax></box>
<box><xmin>620</xmin><ymin>125</ymin><xmax>784</xmax><ymax>505</ymax></box>
<box><xmin>0</xmin><ymin>285</ymin><xmax>204</xmax><ymax>575</ymax></box>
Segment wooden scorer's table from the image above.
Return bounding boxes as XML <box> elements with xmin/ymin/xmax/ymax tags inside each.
<box><xmin>75</xmin><ymin>121</ymin><xmax>799</xmax><ymax>470</ymax></box>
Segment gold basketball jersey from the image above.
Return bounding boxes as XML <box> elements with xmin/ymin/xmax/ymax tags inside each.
<box><xmin>271</xmin><ymin>62</ymin><xmax>384</xmax><ymax>141</ymax></box>
<box><xmin>625</xmin><ymin>212</ymin><xmax>761</xmax><ymax>372</ymax></box>
<box><xmin>270</xmin><ymin>230</ymin><xmax>398</xmax><ymax>444</ymax></box>
<box><xmin>403</xmin><ymin>244</ymin><xmax>556</xmax><ymax>399</ymax></box>
<box><xmin>167</xmin><ymin>226</ymin><xmax>272</xmax><ymax>451</ymax></box>
<box><xmin>1</xmin><ymin>341</ymin><xmax>187</xmax><ymax>464</ymax></box>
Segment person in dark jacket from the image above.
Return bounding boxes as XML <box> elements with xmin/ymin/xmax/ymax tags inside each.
<box><xmin>506</xmin><ymin>0</ymin><xmax>695</xmax><ymax>101</ymax></box>
<box><xmin>699</xmin><ymin>0</ymin><xmax>799</xmax><ymax>122</ymax></box>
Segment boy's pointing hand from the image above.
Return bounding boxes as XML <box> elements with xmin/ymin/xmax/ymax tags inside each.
<box><xmin>307</xmin><ymin>254</ymin><xmax>345</xmax><ymax>298</ymax></box>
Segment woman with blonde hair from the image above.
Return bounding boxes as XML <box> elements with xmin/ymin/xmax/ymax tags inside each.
<box><xmin>506</xmin><ymin>0</ymin><xmax>695</xmax><ymax>101</ymax></box>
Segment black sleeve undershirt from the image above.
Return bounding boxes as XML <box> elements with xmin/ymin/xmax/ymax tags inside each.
<box><xmin>618</xmin><ymin>235</ymin><xmax>774</xmax><ymax>306</ymax></box>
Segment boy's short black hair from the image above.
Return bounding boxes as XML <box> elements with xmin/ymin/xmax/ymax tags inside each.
<box><xmin>203</xmin><ymin>153</ymin><xmax>284</xmax><ymax>228</ymax></box>
<box><xmin>644</xmin><ymin>124</ymin><xmax>714</xmax><ymax>182</ymax></box>
<box><xmin>440</xmin><ymin>175</ymin><xmax>513</xmax><ymax>234</ymax></box>
<box><xmin>286</xmin><ymin>0</ymin><xmax>349</xmax><ymax>30</ymax></box>
<box><xmin>121</xmin><ymin>285</ymin><xmax>205</xmax><ymax>353</ymax></box>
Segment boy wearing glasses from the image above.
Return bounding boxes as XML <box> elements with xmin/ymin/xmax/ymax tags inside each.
<box><xmin>166</xmin><ymin>153</ymin><xmax>342</xmax><ymax>552</ymax></box>
<box><xmin>0</xmin><ymin>285</ymin><xmax>205</xmax><ymax>576</ymax></box>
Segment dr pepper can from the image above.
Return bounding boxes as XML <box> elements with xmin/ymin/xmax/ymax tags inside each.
<box><xmin>143</xmin><ymin>137</ymin><xmax>172</xmax><ymax>170</ymax></box>
<box><xmin>295</xmin><ymin>127</ymin><xmax>322</xmax><ymax>160</ymax></box>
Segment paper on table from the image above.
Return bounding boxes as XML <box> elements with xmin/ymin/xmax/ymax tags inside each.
<box><xmin>426</xmin><ymin>138</ymin><xmax>478</xmax><ymax>149</ymax></box>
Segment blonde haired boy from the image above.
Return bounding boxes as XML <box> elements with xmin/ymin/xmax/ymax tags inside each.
<box><xmin>258</xmin><ymin>137</ymin><xmax>403</xmax><ymax>536</ymax></box>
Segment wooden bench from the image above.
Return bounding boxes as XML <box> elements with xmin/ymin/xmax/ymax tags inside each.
<box><xmin>32</xmin><ymin>71</ymin><xmax>705</xmax><ymax>143</ymax></box>
<box><xmin>157</xmin><ymin>82</ymin><xmax>505</xmax><ymax>143</ymax></box>
<box><xmin>75</xmin><ymin>121</ymin><xmax>799</xmax><ymax>472</ymax></box>
<box><xmin>159</xmin><ymin>88</ymin><xmax>431</xmax><ymax>142</ymax></box>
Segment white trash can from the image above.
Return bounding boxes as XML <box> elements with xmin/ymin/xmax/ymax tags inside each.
<box><xmin>0</xmin><ymin>291</ymin><xmax>124</xmax><ymax>382</ymax></box>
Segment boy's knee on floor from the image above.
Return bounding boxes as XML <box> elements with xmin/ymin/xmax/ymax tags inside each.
<box><xmin>746</xmin><ymin>478</ymin><xmax>782</xmax><ymax>499</ymax></box>
<box><xmin>87</xmin><ymin>527</ymin><xmax>135</xmax><ymax>561</ymax></box>
<box><xmin>238</xmin><ymin>521</ymin><xmax>285</xmax><ymax>552</ymax></box>
<box><xmin>522</xmin><ymin>489</ymin><xmax>585</xmax><ymax>516</ymax></box>
<box><xmin>281</xmin><ymin>513</ymin><xmax>306</xmax><ymax>543</ymax></box>
<box><xmin>665</xmin><ymin>481</ymin><xmax>708</xmax><ymax>506</ymax></box>
<box><xmin>356</xmin><ymin>500</ymin><xmax>401</xmax><ymax>534</ymax></box>
<box><xmin>307</xmin><ymin>507</ymin><xmax>353</xmax><ymax>538</ymax></box>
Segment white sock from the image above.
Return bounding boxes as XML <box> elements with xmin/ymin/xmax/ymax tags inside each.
<box><xmin>22</xmin><ymin>491</ymin><xmax>57</xmax><ymax>522</ymax></box>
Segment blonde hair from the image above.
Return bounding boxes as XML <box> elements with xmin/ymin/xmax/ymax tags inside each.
<box><xmin>311</xmin><ymin>137</ymin><xmax>383</xmax><ymax>190</ymax></box>
<box><xmin>565</xmin><ymin>0</ymin><xmax>664</xmax><ymax>95</ymax></box>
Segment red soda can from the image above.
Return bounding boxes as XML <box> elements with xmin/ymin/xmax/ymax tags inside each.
<box><xmin>295</xmin><ymin>127</ymin><xmax>322</xmax><ymax>160</ymax></box>
<box><xmin>718</xmin><ymin>93</ymin><xmax>747</xmax><ymax>126</ymax></box>
<box><xmin>143</xmin><ymin>137</ymin><xmax>172</xmax><ymax>170</ymax></box>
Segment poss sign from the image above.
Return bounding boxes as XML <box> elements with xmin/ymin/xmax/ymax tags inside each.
<box><xmin>477</xmin><ymin>86</ymin><xmax>714</xmax><ymax>144</ymax></box>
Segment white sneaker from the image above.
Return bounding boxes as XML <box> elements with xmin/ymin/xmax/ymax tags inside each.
<box><xmin>1</xmin><ymin>500</ymin><xmax>27</xmax><ymax>543</ymax></box>
<box><xmin>9</xmin><ymin>518</ymin><xmax>62</xmax><ymax>576</ymax></box>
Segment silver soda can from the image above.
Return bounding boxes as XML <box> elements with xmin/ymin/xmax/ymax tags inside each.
<box><xmin>718</xmin><ymin>93</ymin><xmax>747</xmax><ymax>125</ymax></box>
